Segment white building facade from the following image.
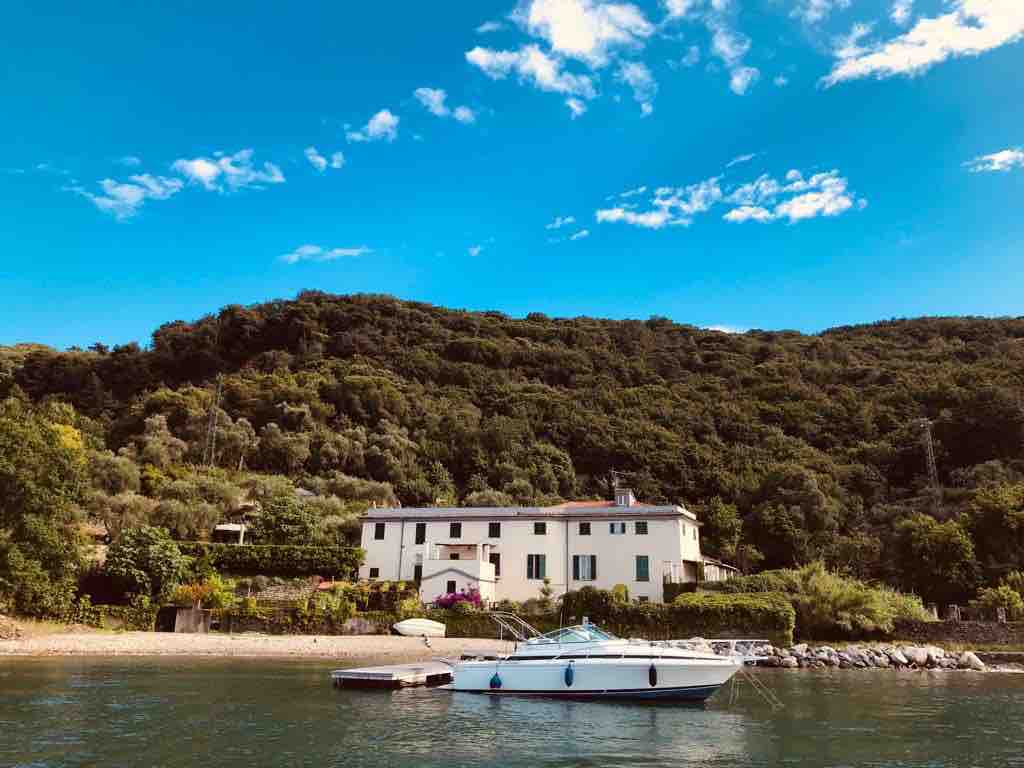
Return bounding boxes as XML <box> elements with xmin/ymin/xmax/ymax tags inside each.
<box><xmin>358</xmin><ymin>489</ymin><xmax>734</xmax><ymax>604</ymax></box>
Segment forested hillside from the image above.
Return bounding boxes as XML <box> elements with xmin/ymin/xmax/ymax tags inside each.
<box><xmin>4</xmin><ymin>292</ymin><xmax>1024</xmax><ymax>607</ymax></box>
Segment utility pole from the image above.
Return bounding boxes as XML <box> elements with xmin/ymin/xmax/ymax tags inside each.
<box><xmin>916</xmin><ymin>418</ymin><xmax>941</xmax><ymax>515</ymax></box>
<box><xmin>202</xmin><ymin>375</ymin><xmax>223</xmax><ymax>467</ymax></box>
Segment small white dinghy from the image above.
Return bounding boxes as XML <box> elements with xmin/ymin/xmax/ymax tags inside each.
<box><xmin>393</xmin><ymin>618</ymin><xmax>446</xmax><ymax>638</ymax></box>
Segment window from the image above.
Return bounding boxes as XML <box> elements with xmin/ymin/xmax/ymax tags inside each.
<box><xmin>609</xmin><ymin>522</ymin><xmax>626</xmax><ymax>534</ymax></box>
<box><xmin>369</xmin><ymin>567</ymin><xmax>380</xmax><ymax>579</ymax></box>
<box><xmin>527</xmin><ymin>554</ymin><xmax>546</xmax><ymax>580</ymax></box>
<box><xmin>449</xmin><ymin>553</ymin><xmax>460</xmax><ymax>560</ymax></box>
<box><xmin>534</xmin><ymin>522</ymin><xmax>547</xmax><ymax>535</ymax></box>
<box><xmin>450</xmin><ymin>522</ymin><xmax>462</xmax><ymax>539</ymax></box>
<box><xmin>446</xmin><ymin>580</ymin><xmax>456</xmax><ymax>594</ymax></box>
<box><xmin>374</xmin><ymin>523</ymin><xmax>386</xmax><ymax>540</ymax></box>
<box><xmin>413</xmin><ymin>564</ymin><xmax>423</xmax><ymax>584</ymax></box>
<box><xmin>578</xmin><ymin>522</ymin><xmax>591</xmax><ymax>536</ymax></box>
<box><xmin>635</xmin><ymin>521</ymin><xmax>648</xmax><ymax>535</ymax></box>
<box><xmin>637</xmin><ymin>596</ymin><xmax>650</xmax><ymax>604</ymax></box>
<box><xmin>635</xmin><ymin>555</ymin><xmax>650</xmax><ymax>582</ymax></box>
<box><xmin>572</xmin><ymin>555</ymin><xmax>597</xmax><ymax>581</ymax></box>
<box><xmin>415</xmin><ymin>522</ymin><xmax>426</xmax><ymax>545</ymax></box>
<box><xmin>489</xmin><ymin>552</ymin><xmax>501</xmax><ymax>577</ymax></box>
<box><xmin>488</xmin><ymin>522</ymin><xmax>501</xmax><ymax>538</ymax></box>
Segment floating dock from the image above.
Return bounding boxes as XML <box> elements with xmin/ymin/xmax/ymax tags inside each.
<box><xmin>331</xmin><ymin>661</ymin><xmax>454</xmax><ymax>689</ymax></box>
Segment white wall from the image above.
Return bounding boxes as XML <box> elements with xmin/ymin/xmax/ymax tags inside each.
<box><xmin>359</xmin><ymin>513</ymin><xmax>705</xmax><ymax>604</ymax></box>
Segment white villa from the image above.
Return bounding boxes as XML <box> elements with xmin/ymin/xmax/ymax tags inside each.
<box><xmin>358</xmin><ymin>488</ymin><xmax>736</xmax><ymax>604</ymax></box>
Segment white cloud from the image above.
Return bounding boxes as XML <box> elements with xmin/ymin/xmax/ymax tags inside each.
<box><xmin>792</xmin><ymin>0</ymin><xmax>851</xmax><ymax>25</ymax></box>
<box><xmin>616</xmin><ymin>60</ymin><xmax>657</xmax><ymax>113</ymax></box>
<box><xmin>329</xmin><ymin>151</ymin><xmax>345</xmax><ymax>169</ymax></box>
<box><xmin>117</xmin><ymin>155</ymin><xmax>142</xmax><ymax>167</ymax></box>
<box><xmin>566</xmin><ymin>97</ymin><xmax>588</xmax><ymax>118</ymax></box>
<box><xmin>281</xmin><ymin>244</ymin><xmax>372</xmax><ymax>264</ymax></box>
<box><xmin>964</xmin><ymin>147</ymin><xmax>1024</xmax><ymax>172</ymax></box>
<box><xmin>597</xmin><ymin>166</ymin><xmax>865</xmax><ymax>230</ymax></box>
<box><xmin>304</xmin><ymin>146</ymin><xmax>327</xmax><ymax>172</ymax></box>
<box><xmin>729</xmin><ymin>66</ymin><xmax>760</xmax><ymax>94</ymax></box>
<box><xmin>547</xmin><ymin>215</ymin><xmax>577</xmax><ymax>229</ymax></box>
<box><xmin>619</xmin><ymin>185</ymin><xmax>647</xmax><ymax>198</ymax></box>
<box><xmin>414</xmin><ymin>87</ymin><xmax>450</xmax><ymax>117</ymax></box>
<box><xmin>596</xmin><ymin>207</ymin><xmax>675</xmax><ymax>229</ymax></box>
<box><xmin>515</xmin><ymin>0</ymin><xmax>655</xmax><ymax>67</ymax></box>
<box><xmin>726</xmin><ymin>153</ymin><xmax>756</xmax><ymax>168</ymax></box>
<box><xmin>477</xmin><ymin>20</ymin><xmax>504</xmax><ymax>33</ymax></box>
<box><xmin>674</xmin><ymin>45</ymin><xmax>701</xmax><ymax>68</ymax></box>
<box><xmin>774</xmin><ymin>74</ymin><xmax>790</xmax><ymax>86</ymax></box>
<box><xmin>467</xmin><ymin>44</ymin><xmax>597</xmax><ymax>98</ymax></box>
<box><xmin>569</xmin><ymin>228</ymin><xmax>591</xmax><ymax>240</ymax></box>
<box><xmin>468</xmin><ymin>244</ymin><xmax>483</xmax><ymax>256</ymax></box>
<box><xmin>891</xmin><ymin>0</ymin><xmax>913</xmax><ymax>25</ymax></box>
<box><xmin>823</xmin><ymin>0</ymin><xmax>1024</xmax><ymax>86</ymax></box>
<box><xmin>705</xmin><ymin>324</ymin><xmax>747</xmax><ymax>333</ymax></box>
<box><xmin>709</xmin><ymin>22</ymin><xmax>760</xmax><ymax>95</ymax></box>
<box><xmin>346</xmin><ymin>109</ymin><xmax>400</xmax><ymax>142</ymax></box>
<box><xmin>663</xmin><ymin>0</ymin><xmax>701</xmax><ymax>19</ymax></box>
<box><xmin>172</xmin><ymin>149</ymin><xmax>285</xmax><ymax>192</ymax></box>
<box><xmin>453</xmin><ymin>105</ymin><xmax>477</xmax><ymax>123</ymax></box>
<box><xmin>66</xmin><ymin>174</ymin><xmax>183</xmax><ymax>220</ymax></box>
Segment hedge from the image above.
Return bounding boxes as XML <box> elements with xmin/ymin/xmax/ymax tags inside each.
<box><xmin>177</xmin><ymin>543</ymin><xmax>364</xmax><ymax>578</ymax></box>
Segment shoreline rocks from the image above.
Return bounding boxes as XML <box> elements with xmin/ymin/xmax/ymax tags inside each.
<box><xmin>747</xmin><ymin>642</ymin><xmax>987</xmax><ymax>671</ymax></box>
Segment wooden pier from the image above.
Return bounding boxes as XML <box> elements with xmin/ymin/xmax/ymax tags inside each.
<box><xmin>331</xmin><ymin>661</ymin><xmax>454</xmax><ymax>689</ymax></box>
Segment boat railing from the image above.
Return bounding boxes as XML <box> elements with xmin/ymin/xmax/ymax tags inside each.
<box><xmin>487</xmin><ymin>612</ymin><xmax>544</xmax><ymax>642</ymax></box>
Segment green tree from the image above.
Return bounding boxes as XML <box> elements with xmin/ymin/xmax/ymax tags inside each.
<box><xmin>892</xmin><ymin>514</ymin><xmax>977</xmax><ymax>604</ymax></box>
<box><xmin>104</xmin><ymin>526</ymin><xmax>189</xmax><ymax>601</ymax></box>
<box><xmin>249</xmin><ymin>495</ymin><xmax>316</xmax><ymax>544</ymax></box>
<box><xmin>0</xmin><ymin>398</ymin><xmax>86</xmax><ymax>617</ymax></box>
<box><xmin>701</xmin><ymin>497</ymin><xmax>741</xmax><ymax>561</ymax></box>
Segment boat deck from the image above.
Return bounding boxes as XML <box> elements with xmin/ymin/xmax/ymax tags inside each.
<box><xmin>331</xmin><ymin>661</ymin><xmax>453</xmax><ymax>689</ymax></box>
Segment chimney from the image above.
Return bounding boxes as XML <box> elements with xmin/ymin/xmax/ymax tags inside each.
<box><xmin>614</xmin><ymin>488</ymin><xmax>636</xmax><ymax>508</ymax></box>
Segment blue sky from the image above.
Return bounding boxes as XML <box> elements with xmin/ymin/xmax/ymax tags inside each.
<box><xmin>3</xmin><ymin>0</ymin><xmax>1023</xmax><ymax>348</ymax></box>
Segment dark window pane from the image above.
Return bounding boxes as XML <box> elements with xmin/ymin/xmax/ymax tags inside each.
<box><xmin>635</xmin><ymin>521</ymin><xmax>648</xmax><ymax>535</ymax></box>
<box><xmin>579</xmin><ymin>522</ymin><xmax>590</xmax><ymax>535</ymax></box>
<box><xmin>489</xmin><ymin>522</ymin><xmax>501</xmax><ymax>538</ymax></box>
<box><xmin>369</xmin><ymin>567</ymin><xmax>380</xmax><ymax>578</ymax></box>
<box><xmin>450</xmin><ymin>522</ymin><xmax>462</xmax><ymax>539</ymax></box>
<box><xmin>489</xmin><ymin>552</ymin><xmax>501</xmax><ymax>577</ymax></box>
<box><xmin>415</xmin><ymin>523</ymin><xmax>426</xmax><ymax>544</ymax></box>
<box><xmin>374</xmin><ymin>523</ymin><xmax>385</xmax><ymax>540</ymax></box>
<box><xmin>534</xmin><ymin>522</ymin><xmax>546</xmax><ymax>535</ymax></box>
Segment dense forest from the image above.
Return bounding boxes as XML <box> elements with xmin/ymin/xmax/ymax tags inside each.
<box><xmin>3</xmin><ymin>292</ymin><xmax>1024</xmax><ymax>612</ymax></box>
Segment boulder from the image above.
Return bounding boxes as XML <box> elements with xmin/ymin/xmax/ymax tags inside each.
<box><xmin>958</xmin><ymin>652</ymin><xmax>986</xmax><ymax>672</ymax></box>
<box><xmin>0</xmin><ymin>615</ymin><xmax>21</xmax><ymax>641</ymax></box>
<box><xmin>791</xmin><ymin>643</ymin><xmax>809</xmax><ymax>657</ymax></box>
<box><xmin>901</xmin><ymin>646</ymin><xmax>929</xmax><ymax>667</ymax></box>
<box><xmin>872</xmin><ymin>652</ymin><xmax>890</xmax><ymax>668</ymax></box>
<box><xmin>780</xmin><ymin>656</ymin><xmax>799</xmax><ymax>668</ymax></box>
<box><xmin>886</xmin><ymin>648</ymin><xmax>909</xmax><ymax>667</ymax></box>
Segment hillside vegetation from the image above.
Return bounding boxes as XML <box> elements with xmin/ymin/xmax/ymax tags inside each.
<box><xmin>3</xmin><ymin>292</ymin><xmax>1024</xmax><ymax>611</ymax></box>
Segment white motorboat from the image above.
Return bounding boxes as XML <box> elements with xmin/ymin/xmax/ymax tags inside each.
<box><xmin>450</xmin><ymin>613</ymin><xmax>741</xmax><ymax>703</ymax></box>
<box><xmin>393</xmin><ymin>618</ymin><xmax>446</xmax><ymax>637</ymax></box>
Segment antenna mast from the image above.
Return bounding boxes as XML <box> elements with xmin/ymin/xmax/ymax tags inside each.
<box><xmin>203</xmin><ymin>375</ymin><xmax>224</xmax><ymax>467</ymax></box>
<box><xmin>916</xmin><ymin>418</ymin><xmax>941</xmax><ymax>514</ymax></box>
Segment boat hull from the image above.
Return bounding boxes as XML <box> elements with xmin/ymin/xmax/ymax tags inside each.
<box><xmin>451</xmin><ymin>657</ymin><xmax>737</xmax><ymax>703</ymax></box>
<box><xmin>392</xmin><ymin>618</ymin><xmax>446</xmax><ymax>637</ymax></box>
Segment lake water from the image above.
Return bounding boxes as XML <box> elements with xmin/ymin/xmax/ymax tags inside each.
<box><xmin>1</xmin><ymin>658</ymin><xmax>1023</xmax><ymax>768</ymax></box>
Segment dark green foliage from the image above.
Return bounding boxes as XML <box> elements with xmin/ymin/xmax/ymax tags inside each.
<box><xmin>177</xmin><ymin>542</ymin><xmax>364</xmax><ymax>578</ymax></box>
<box><xmin>104</xmin><ymin>526</ymin><xmax>189</xmax><ymax>600</ymax></box>
<box><xmin>7</xmin><ymin>295</ymin><xmax>1024</xmax><ymax>601</ymax></box>
<box><xmin>248</xmin><ymin>496</ymin><xmax>317</xmax><ymax>544</ymax></box>
<box><xmin>892</xmin><ymin>514</ymin><xmax>978</xmax><ymax>604</ymax></box>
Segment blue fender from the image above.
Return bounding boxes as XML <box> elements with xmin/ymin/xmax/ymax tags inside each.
<box><xmin>564</xmin><ymin>662</ymin><xmax>574</xmax><ymax>688</ymax></box>
<box><xmin>649</xmin><ymin>663</ymin><xmax>658</xmax><ymax>687</ymax></box>
<box><xmin>490</xmin><ymin>672</ymin><xmax>502</xmax><ymax>689</ymax></box>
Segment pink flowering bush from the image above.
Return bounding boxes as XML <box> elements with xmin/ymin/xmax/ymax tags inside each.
<box><xmin>434</xmin><ymin>588</ymin><xmax>483</xmax><ymax>610</ymax></box>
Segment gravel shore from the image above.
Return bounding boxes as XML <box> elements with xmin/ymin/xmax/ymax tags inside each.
<box><xmin>0</xmin><ymin>631</ymin><xmax>511</xmax><ymax>660</ymax></box>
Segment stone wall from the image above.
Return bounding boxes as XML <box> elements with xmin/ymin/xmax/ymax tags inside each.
<box><xmin>893</xmin><ymin>620</ymin><xmax>1024</xmax><ymax>646</ymax></box>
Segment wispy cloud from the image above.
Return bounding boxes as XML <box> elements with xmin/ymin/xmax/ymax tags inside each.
<box><xmin>566</xmin><ymin>97</ymin><xmax>588</xmax><ymax>118</ymax></box>
<box><xmin>477</xmin><ymin>20</ymin><xmax>504</xmax><ymax>33</ymax></box>
<box><xmin>468</xmin><ymin>244</ymin><xmax>483</xmax><ymax>256</ymax></box>
<box><xmin>822</xmin><ymin>0</ymin><xmax>1024</xmax><ymax>86</ymax></box>
<box><xmin>467</xmin><ymin>45</ymin><xmax>597</xmax><ymax>99</ymax></box>
<box><xmin>726</xmin><ymin>153</ymin><xmax>756</xmax><ymax>168</ymax></box>
<box><xmin>116</xmin><ymin>155</ymin><xmax>142</xmax><ymax>167</ymax></box>
<box><xmin>546</xmin><ymin>215</ymin><xmax>576</xmax><ymax>229</ymax></box>
<box><xmin>346</xmin><ymin>109</ymin><xmax>400</xmax><ymax>142</ymax></box>
<box><xmin>792</xmin><ymin>0</ymin><xmax>851</xmax><ymax>25</ymax></box>
<box><xmin>65</xmin><ymin>174</ymin><xmax>183</xmax><ymax>220</ymax></box>
<box><xmin>709</xmin><ymin>20</ymin><xmax>760</xmax><ymax>95</ymax></box>
<box><xmin>773</xmin><ymin>74</ymin><xmax>790</xmax><ymax>87</ymax></box>
<box><xmin>891</xmin><ymin>0</ymin><xmax>913</xmax><ymax>25</ymax></box>
<box><xmin>705</xmin><ymin>324</ymin><xmax>747</xmax><ymax>333</ymax></box>
<box><xmin>616</xmin><ymin>60</ymin><xmax>657</xmax><ymax>115</ymax></box>
<box><xmin>281</xmin><ymin>244</ymin><xmax>372</xmax><ymax>264</ymax></box>
<box><xmin>304</xmin><ymin>146</ymin><xmax>345</xmax><ymax>172</ymax></box>
<box><xmin>569</xmin><ymin>228</ymin><xmax>590</xmax><ymax>240</ymax></box>
<box><xmin>964</xmin><ymin>147</ymin><xmax>1024</xmax><ymax>172</ymax></box>
<box><xmin>413</xmin><ymin>88</ymin><xmax>478</xmax><ymax>124</ymax></box>
<box><xmin>596</xmin><ymin>165</ymin><xmax>866</xmax><ymax>229</ymax></box>
<box><xmin>172</xmin><ymin>149</ymin><xmax>285</xmax><ymax>192</ymax></box>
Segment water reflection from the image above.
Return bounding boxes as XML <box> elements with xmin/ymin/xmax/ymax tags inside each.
<box><xmin>1</xmin><ymin>659</ymin><xmax>1023</xmax><ymax>768</ymax></box>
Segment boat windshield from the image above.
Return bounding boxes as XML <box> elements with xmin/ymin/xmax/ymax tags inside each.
<box><xmin>533</xmin><ymin>625</ymin><xmax>616</xmax><ymax>644</ymax></box>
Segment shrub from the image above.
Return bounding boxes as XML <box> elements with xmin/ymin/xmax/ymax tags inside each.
<box><xmin>435</xmin><ymin>588</ymin><xmax>482</xmax><ymax>610</ymax></box>
<box><xmin>670</xmin><ymin>592</ymin><xmax>795</xmax><ymax>644</ymax></box>
<box><xmin>176</xmin><ymin>542</ymin><xmax>363</xmax><ymax>578</ymax></box>
<box><xmin>611</xmin><ymin>584</ymin><xmax>629</xmax><ymax>603</ymax></box>
<box><xmin>972</xmin><ymin>585</ymin><xmax>1024</xmax><ymax>620</ymax></box>
<box><xmin>104</xmin><ymin>526</ymin><xmax>190</xmax><ymax>601</ymax></box>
